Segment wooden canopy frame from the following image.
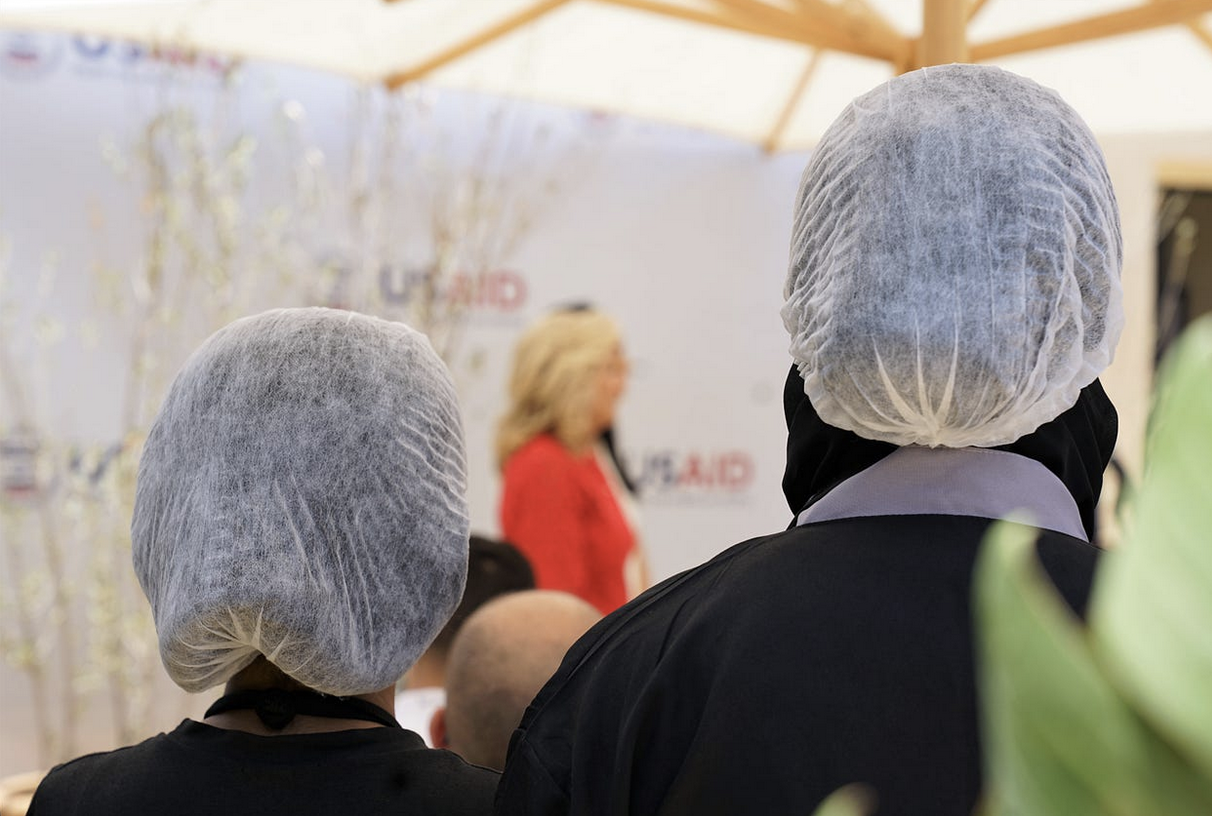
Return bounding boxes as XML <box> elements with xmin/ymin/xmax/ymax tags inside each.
<box><xmin>382</xmin><ymin>0</ymin><xmax>1212</xmax><ymax>149</ymax></box>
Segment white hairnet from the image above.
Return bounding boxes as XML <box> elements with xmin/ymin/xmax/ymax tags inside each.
<box><xmin>783</xmin><ymin>64</ymin><xmax>1122</xmax><ymax>447</ymax></box>
<box><xmin>132</xmin><ymin>307</ymin><xmax>469</xmax><ymax>696</ymax></box>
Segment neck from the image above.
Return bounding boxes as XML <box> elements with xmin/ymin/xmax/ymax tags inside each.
<box><xmin>202</xmin><ymin>658</ymin><xmax>397</xmax><ymax>736</ymax></box>
<box><xmin>403</xmin><ymin>652</ymin><xmax>446</xmax><ymax>690</ymax></box>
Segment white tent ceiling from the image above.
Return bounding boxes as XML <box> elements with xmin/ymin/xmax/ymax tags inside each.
<box><xmin>0</xmin><ymin>0</ymin><xmax>1210</xmax><ymax>149</ymax></box>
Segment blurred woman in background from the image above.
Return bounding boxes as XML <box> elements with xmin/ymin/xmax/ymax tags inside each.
<box><xmin>496</xmin><ymin>308</ymin><xmax>647</xmax><ymax>614</ymax></box>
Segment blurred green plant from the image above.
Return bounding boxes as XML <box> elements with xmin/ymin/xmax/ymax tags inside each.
<box><xmin>976</xmin><ymin>315</ymin><xmax>1212</xmax><ymax>815</ymax></box>
<box><xmin>811</xmin><ymin>785</ymin><xmax>874</xmax><ymax>816</ymax></box>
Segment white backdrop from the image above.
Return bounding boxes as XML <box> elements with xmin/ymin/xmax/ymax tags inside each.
<box><xmin>0</xmin><ymin>32</ymin><xmax>808</xmax><ymax>773</ymax></box>
<box><xmin>0</xmin><ymin>31</ymin><xmax>808</xmax><ymax>575</ymax></box>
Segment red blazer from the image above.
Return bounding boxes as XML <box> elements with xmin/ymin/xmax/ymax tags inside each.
<box><xmin>500</xmin><ymin>435</ymin><xmax>636</xmax><ymax>614</ymax></box>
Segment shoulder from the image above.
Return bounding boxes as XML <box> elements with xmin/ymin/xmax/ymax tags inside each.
<box><xmin>29</xmin><ymin>729</ymin><xmax>181</xmax><ymax>813</ymax></box>
<box><xmin>403</xmin><ymin>748</ymin><xmax>499</xmax><ymax>813</ymax></box>
<box><xmin>1032</xmin><ymin>527</ymin><xmax>1101</xmax><ymax>617</ymax></box>
<box><xmin>510</xmin><ymin>514</ymin><xmax>1080</xmax><ymax>730</ymax></box>
<box><xmin>496</xmin><ymin>529</ymin><xmax>794</xmax><ymax>806</ymax></box>
<box><xmin>505</xmin><ymin>435</ymin><xmax>573</xmax><ymax>467</ymax></box>
<box><xmin>31</xmin><ymin>725</ymin><xmax>499</xmax><ymax>815</ymax></box>
<box><xmin>515</xmin><ymin>527</ymin><xmax>790</xmax><ymax>713</ymax></box>
<box><xmin>502</xmin><ymin>435</ymin><xmax>583</xmax><ymax>484</ymax></box>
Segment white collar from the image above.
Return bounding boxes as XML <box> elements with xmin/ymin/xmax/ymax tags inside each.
<box><xmin>796</xmin><ymin>446</ymin><xmax>1087</xmax><ymax>541</ymax></box>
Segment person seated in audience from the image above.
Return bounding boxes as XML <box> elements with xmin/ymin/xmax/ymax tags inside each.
<box><xmin>28</xmin><ymin>308</ymin><xmax>497</xmax><ymax>815</ymax></box>
<box><xmin>494</xmin><ymin>65</ymin><xmax>1121</xmax><ymax>816</ymax></box>
<box><xmin>396</xmin><ymin>534</ymin><xmax>535</xmax><ymax>744</ymax></box>
<box><xmin>431</xmin><ymin>590</ymin><xmax>600</xmax><ymax>771</ymax></box>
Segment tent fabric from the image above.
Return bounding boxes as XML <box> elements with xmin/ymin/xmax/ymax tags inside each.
<box><xmin>0</xmin><ymin>0</ymin><xmax>1209</xmax><ymax>149</ymax></box>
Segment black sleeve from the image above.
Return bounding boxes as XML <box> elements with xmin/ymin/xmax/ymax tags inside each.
<box><xmin>494</xmin><ymin>738</ymin><xmax>570</xmax><ymax>816</ymax></box>
<box><xmin>1035</xmin><ymin>534</ymin><xmax>1101</xmax><ymax>619</ymax></box>
<box><xmin>25</xmin><ymin>762</ymin><xmax>88</xmax><ymax>816</ymax></box>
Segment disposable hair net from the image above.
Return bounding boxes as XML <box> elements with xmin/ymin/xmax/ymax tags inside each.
<box><xmin>783</xmin><ymin>64</ymin><xmax>1122</xmax><ymax>448</ymax></box>
<box><xmin>132</xmin><ymin>308</ymin><xmax>469</xmax><ymax>696</ymax></box>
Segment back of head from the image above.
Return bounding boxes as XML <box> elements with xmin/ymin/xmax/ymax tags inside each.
<box><xmin>444</xmin><ymin>590</ymin><xmax>600</xmax><ymax>770</ymax></box>
<box><xmin>783</xmin><ymin>64</ymin><xmax>1122</xmax><ymax>448</ymax></box>
<box><xmin>429</xmin><ymin>535</ymin><xmax>536</xmax><ymax>658</ymax></box>
<box><xmin>132</xmin><ymin>307</ymin><xmax>469</xmax><ymax>696</ymax></box>
<box><xmin>496</xmin><ymin>309</ymin><xmax>620</xmax><ymax>465</ymax></box>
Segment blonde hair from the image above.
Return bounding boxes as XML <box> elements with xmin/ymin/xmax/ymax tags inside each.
<box><xmin>496</xmin><ymin>310</ymin><xmax>621</xmax><ymax>468</ymax></box>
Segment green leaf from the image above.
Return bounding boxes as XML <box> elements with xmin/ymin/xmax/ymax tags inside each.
<box><xmin>1091</xmin><ymin>316</ymin><xmax>1212</xmax><ymax>779</ymax></box>
<box><xmin>975</xmin><ymin>519</ymin><xmax>1211</xmax><ymax>816</ymax></box>
<box><xmin>810</xmin><ymin>784</ymin><xmax>874</xmax><ymax>816</ymax></box>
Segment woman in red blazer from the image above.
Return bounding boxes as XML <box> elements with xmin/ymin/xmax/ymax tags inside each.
<box><xmin>496</xmin><ymin>309</ymin><xmax>647</xmax><ymax>614</ymax></box>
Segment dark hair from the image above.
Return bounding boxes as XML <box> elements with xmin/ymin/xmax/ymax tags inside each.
<box><xmin>430</xmin><ymin>535</ymin><xmax>535</xmax><ymax>654</ymax></box>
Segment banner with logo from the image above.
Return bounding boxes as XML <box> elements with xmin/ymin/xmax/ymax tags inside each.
<box><xmin>0</xmin><ymin>34</ymin><xmax>810</xmax><ymax>770</ymax></box>
<box><xmin>1</xmin><ymin>30</ymin><xmax>810</xmax><ymax>586</ymax></box>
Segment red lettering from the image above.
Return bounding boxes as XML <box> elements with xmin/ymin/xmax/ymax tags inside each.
<box><xmin>672</xmin><ymin>451</ymin><xmax>754</xmax><ymax>492</ymax></box>
<box><xmin>445</xmin><ymin>274</ymin><xmax>472</xmax><ymax>308</ymax></box>
<box><xmin>678</xmin><ymin>454</ymin><xmax>711</xmax><ymax>488</ymax></box>
<box><xmin>493</xmin><ymin>271</ymin><xmax>527</xmax><ymax>311</ymax></box>
<box><xmin>720</xmin><ymin>452</ymin><xmax>754</xmax><ymax>490</ymax></box>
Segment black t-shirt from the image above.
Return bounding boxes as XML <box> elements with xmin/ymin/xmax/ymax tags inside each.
<box><xmin>29</xmin><ymin>719</ymin><xmax>498</xmax><ymax>815</ymax></box>
<box><xmin>495</xmin><ymin>514</ymin><xmax>1099</xmax><ymax>816</ymax></box>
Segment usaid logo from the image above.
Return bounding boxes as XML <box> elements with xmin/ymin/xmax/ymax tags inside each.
<box><xmin>379</xmin><ymin>265</ymin><xmax>528</xmax><ymax>313</ymax></box>
<box><xmin>633</xmin><ymin>449</ymin><xmax>755</xmax><ymax>501</ymax></box>
<box><xmin>71</xmin><ymin>35</ymin><xmax>236</xmax><ymax>75</ymax></box>
<box><xmin>71</xmin><ymin>35</ymin><xmax>236</xmax><ymax>76</ymax></box>
<box><xmin>71</xmin><ymin>35</ymin><xmax>141</xmax><ymax>64</ymax></box>
<box><xmin>0</xmin><ymin>33</ymin><xmax>235</xmax><ymax>81</ymax></box>
<box><xmin>0</xmin><ymin>32</ymin><xmax>65</xmax><ymax>80</ymax></box>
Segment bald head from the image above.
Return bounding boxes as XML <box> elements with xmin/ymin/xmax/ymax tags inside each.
<box><xmin>441</xmin><ymin>590</ymin><xmax>600</xmax><ymax>770</ymax></box>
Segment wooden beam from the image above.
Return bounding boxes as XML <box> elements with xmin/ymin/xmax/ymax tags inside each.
<box><xmin>385</xmin><ymin>0</ymin><xmax>572</xmax><ymax>89</ymax></box>
<box><xmin>709</xmin><ymin>0</ymin><xmax>902</xmax><ymax>59</ymax></box>
<box><xmin>971</xmin><ymin>0</ymin><xmax>1212</xmax><ymax>61</ymax></box>
<box><xmin>1158</xmin><ymin>160</ymin><xmax>1212</xmax><ymax>190</ymax></box>
<box><xmin>839</xmin><ymin>0</ymin><xmax>906</xmax><ymax>44</ymax></box>
<box><xmin>711</xmin><ymin>0</ymin><xmax>832</xmax><ymax>37</ymax></box>
<box><xmin>1185</xmin><ymin>17</ymin><xmax>1212</xmax><ymax>56</ymax></box>
<box><xmin>967</xmin><ymin>0</ymin><xmax>993</xmax><ymax>23</ymax></box>
<box><xmin>763</xmin><ymin>48</ymin><xmax>822</xmax><ymax>153</ymax></box>
<box><xmin>1150</xmin><ymin>0</ymin><xmax>1212</xmax><ymax>58</ymax></box>
<box><xmin>788</xmin><ymin>0</ymin><xmax>909</xmax><ymax>63</ymax></box>
<box><xmin>598</xmin><ymin>0</ymin><xmax>897</xmax><ymax>59</ymax></box>
<box><xmin>895</xmin><ymin>38</ymin><xmax>918</xmax><ymax>74</ymax></box>
<box><xmin>598</xmin><ymin>0</ymin><xmax>825</xmax><ymax>47</ymax></box>
<box><xmin>919</xmin><ymin>0</ymin><xmax>968</xmax><ymax>65</ymax></box>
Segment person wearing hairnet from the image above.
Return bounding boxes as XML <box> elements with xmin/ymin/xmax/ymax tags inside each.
<box><xmin>494</xmin><ymin>65</ymin><xmax>1120</xmax><ymax>816</ymax></box>
<box><xmin>28</xmin><ymin>309</ymin><xmax>498</xmax><ymax>815</ymax></box>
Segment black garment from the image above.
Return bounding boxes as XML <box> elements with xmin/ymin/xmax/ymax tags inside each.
<box><xmin>782</xmin><ymin>366</ymin><xmax>1118</xmax><ymax>540</ymax></box>
<box><xmin>494</xmin><ymin>367</ymin><xmax>1114</xmax><ymax>816</ymax></box>
<box><xmin>28</xmin><ymin>719</ymin><xmax>498</xmax><ymax>815</ymax></box>
<box><xmin>495</xmin><ymin>516</ymin><xmax>1099</xmax><ymax>816</ymax></box>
